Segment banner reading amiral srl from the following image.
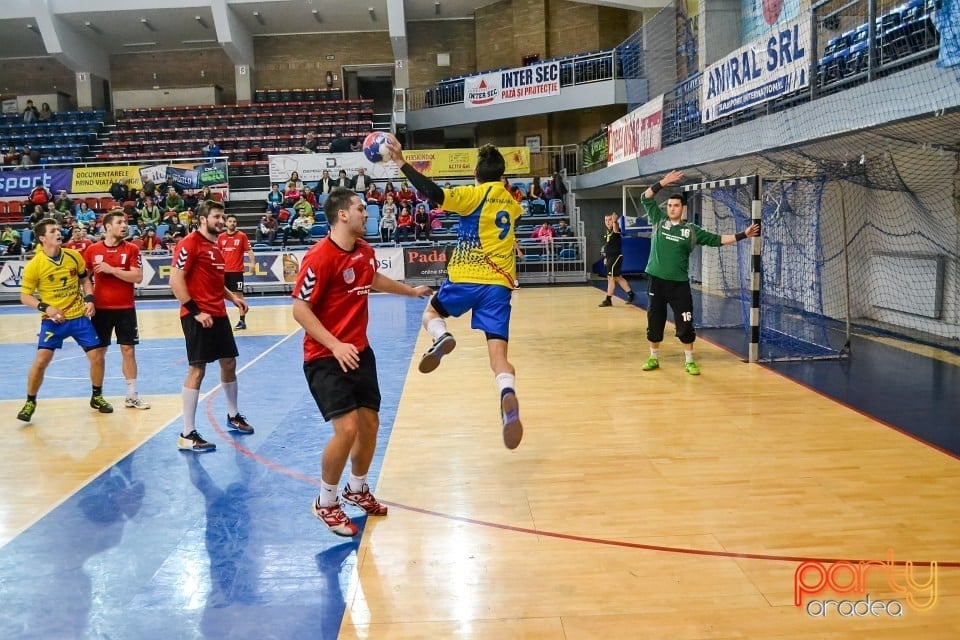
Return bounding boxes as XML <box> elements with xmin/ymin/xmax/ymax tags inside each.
<box><xmin>464</xmin><ymin>61</ymin><xmax>561</xmax><ymax>108</ymax></box>
<box><xmin>269</xmin><ymin>147</ymin><xmax>531</xmax><ymax>184</ymax></box>
<box><xmin>606</xmin><ymin>94</ymin><xmax>664</xmax><ymax>166</ymax></box>
<box><xmin>701</xmin><ymin>16</ymin><xmax>810</xmax><ymax>123</ymax></box>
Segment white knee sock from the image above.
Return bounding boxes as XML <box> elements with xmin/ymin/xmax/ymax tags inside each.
<box><xmin>426</xmin><ymin>317</ymin><xmax>448</xmax><ymax>339</ymax></box>
<box><xmin>181</xmin><ymin>387</ymin><xmax>199</xmax><ymax>436</ymax></box>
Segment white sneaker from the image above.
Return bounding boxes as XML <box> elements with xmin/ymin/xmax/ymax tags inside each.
<box><xmin>124</xmin><ymin>395</ymin><xmax>151</xmax><ymax>410</ymax></box>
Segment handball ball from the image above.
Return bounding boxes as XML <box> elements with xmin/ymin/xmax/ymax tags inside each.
<box><xmin>362</xmin><ymin>132</ymin><xmax>390</xmax><ymax>164</ymax></box>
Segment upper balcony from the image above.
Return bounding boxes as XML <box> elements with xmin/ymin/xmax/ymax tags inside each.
<box><xmin>404</xmin><ymin>49</ymin><xmax>637</xmax><ymax>131</ymax></box>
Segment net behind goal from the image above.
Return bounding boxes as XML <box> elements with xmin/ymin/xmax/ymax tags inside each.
<box><xmin>693</xmin><ymin>158</ymin><xmax>960</xmax><ymax>361</ymax></box>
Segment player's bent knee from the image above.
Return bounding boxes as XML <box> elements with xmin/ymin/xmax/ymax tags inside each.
<box><xmin>677</xmin><ymin>330</ymin><xmax>697</xmax><ymax>344</ymax></box>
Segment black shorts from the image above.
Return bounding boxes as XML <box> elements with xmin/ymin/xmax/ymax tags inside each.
<box><xmin>180</xmin><ymin>315</ymin><xmax>239</xmax><ymax>365</ymax></box>
<box><xmin>303</xmin><ymin>348</ymin><xmax>381</xmax><ymax>421</ymax></box>
<box><xmin>92</xmin><ymin>308</ymin><xmax>140</xmax><ymax>347</ymax></box>
<box><xmin>606</xmin><ymin>254</ymin><xmax>624</xmax><ymax>278</ymax></box>
<box><xmin>224</xmin><ymin>272</ymin><xmax>245</xmax><ymax>293</ymax></box>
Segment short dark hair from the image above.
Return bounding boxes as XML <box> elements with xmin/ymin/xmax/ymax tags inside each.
<box><xmin>34</xmin><ymin>217</ymin><xmax>59</xmax><ymax>238</ymax></box>
<box><xmin>225</xmin><ymin>214</ymin><xmax>238</xmax><ymax>222</ymax></box>
<box><xmin>102</xmin><ymin>209</ymin><xmax>125</xmax><ymax>226</ymax></box>
<box><xmin>197</xmin><ymin>200</ymin><xmax>225</xmax><ymax>220</ymax></box>
<box><xmin>667</xmin><ymin>193</ymin><xmax>686</xmax><ymax>206</ymax></box>
<box><xmin>324</xmin><ymin>187</ymin><xmax>357</xmax><ymax>225</ymax></box>
<box><xmin>476</xmin><ymin>144</ymin><xmax>506</xmax><ymax>183</ymax></box>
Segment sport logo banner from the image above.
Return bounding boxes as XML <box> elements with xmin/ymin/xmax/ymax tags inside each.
<box><xmin>464</xmin><ymin>61</ymin><xmax>561</xmax><ymax>109</ymax></box>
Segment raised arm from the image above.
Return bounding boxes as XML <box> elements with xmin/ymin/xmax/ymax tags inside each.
<box><xmin>382</xmin><ymin>133</ymin><xmax>445</xmax><ymax>207</ymax></box>
<box><xmin>643</xmin><ymin>169</ymin><xmax>684</xmax><ymax>199</ymax></box>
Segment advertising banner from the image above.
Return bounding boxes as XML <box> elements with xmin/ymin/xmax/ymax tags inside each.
<box><xmin>606</xmin><ymin>94</ymin><xmax>664</xmax><ymax>166</ymax></box>
<box><xmin>270</xmin><ymin>147</ymin><xmax>531</xmax><ymax>184</ymax></box>
<box><xmin>71</xmin><ymin>165</ymin><xmax>143</xmax><ymax>193</ymax></box>
<box><xmin>403</xmin><ymin>245</ymin><xmax>452</xmax><ymax>280</ymax></box>
<box><xmin>701</xmin><ymin>17</ymin><xmax>810</xmax><ymax>123</ymax></box>
<box><xmin>1</xmin><ymin>168</ymin><xmax>73</xmax><ymax>198</ymax></box>
<box><xmin>464</xmin><ymin>61</ymin><xmax>561</xmax><ymax>108</ymax></box>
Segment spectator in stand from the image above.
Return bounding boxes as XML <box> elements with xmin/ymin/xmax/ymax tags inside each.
<box><xmin>182</xmin><ymin>189</ymin><xmax>199</xmax><ymax>214</ymax></box>
<box><xmin>164</xmin><ymin>186</ymin><xmax>184</xmax><ymax>213</ymax></box>
<box><xmin>141</xmin><ymin>228</ymin><xmax>166</xmax><ymax>253</ymax></box>
<box><xmin>379</xmin><ymin>194</ymin><xmax>397</xmax><ymax>243</ymax></box>
<box><xmin>198</xmin><ymin>186</ymin><xmax>214</xmax><ymax>201</ymax></box>
<box><xmin>38</xmin><ymin>102</ymin><xmax>54</xmax><ymax>123</ymax></box>
<box><xmin>334</xmin><ymin>169</ymin><xmax>351</xmax><ymax>189</ymax></box>
<box><xmin>266</xmin><ymin>184</ymin><xmax>283</xmax><ymax>215</ymax></box>
<box><xmin>163</xmin><ymin>176</ymin><xmax>184</xmax><ymax>196</ymax></box>
<box><xmin>283</xmin><ymin>180</ymin><xmax>301</xmax><ymax>207</ymax></box>
<box><xmin>287</xmin><ymin>172</ymin><xmax>304</xmax><ymax>191</ymax></box>
<box><xmin>396</xmin><ymin>180</ymin><xmax>414</xmax><ymax>207</ymax></box>
<box><xmin>22</xmin><ymin>100</ymin><xmax>39</xmax><ymax>124</ymax></box>
<box><xmin>302</xmin><ymin>186</ymin><xmax>318</xmax><ymax>208</ymax></box>
<box><xmin>27</xmin><ymin>181</ymin><xmax>52</xmax><ymax>210</ymax></box>
<box><xmin>256</xmin><ymin>211</ymin><xmax>278</xmax><ymax>244</ymax></box>
<box><xmin>350</xmin><ymin>167</ymin><xmax>370</xmax><ymax>193</ymax></box>
<box><xmin>201</xmin><ymin>139</ymin><xmax>221</xmax><ymax>160</ymax></box>
<box><xmin>551</xmin><ymin>171</ymin><xmax>568</xmax><ymax>200</ymax></box>
<box><xmin>109</xmin><ymin>179</ymin><xmax>130</xmax><ymax>203</ymax></box>
<box><xmin>413</xmin><ymin>203</ymin><xmax>430</xmax><ymax>241</ymax></box>
<box><xmin>555</xmin><ymin>218</ymin><xmax>574</xmax><ymax>238</ymax></box>
<box><xmin>76</xmin><ymin>201</ymin><xmax>97</xmax><ymax>228</ymax></box>
<box><xmin>45</xmin><ymin>201</ymin><xmax>65</xmax><ymax>227</ymax></box>
<box><xmin>28</xmin><ymin>205</ymin><xmax>45</xmax><ymax>228</ymax></box>
<box><xmin>429</xmin><ymin>205</ymin><xmax>445</xmax><ymax>232</ymax></box>
<box><xmin>290</xmin><ymin>207</ymin><xmax>315</xmax><ymax>243</ymax></box>
<box><xmin>3</xmin><ymin>145</ymin><xmax>20</xmax><ymax>166</ymax></box>
<box><xmin>2</xmin><ymin>225</ymin><xmax>21</xmax><ymax>247</ymax></box>
<box><xmin>55</xmin><ymin>190</ymin><xmax>73</xmax><ymax>215</ymax></box>
<box><xmin>527</xmin><ymin>176</ymin><xmax>544</xmax><ymax>201</ymax></box>
<box><xmin>293</xmin><ymin>193</ymin><xmax>315</xmax><ymax>221</ymax></box>
<box><xmin>531</xmin><ymin>221</ymin><xmax>555</xmax><ymax>250</ymax></box>
<box><xmin>316</xmin><ymin>169</ymin><xmax>334</xmax><ymax>195</ymax></box>
<box><xmin>162</xmin><ymin>210</ymin><xmax>186</xmax><ymax>237</ymax></box>
<box><xmin>139</xmin><ymin>198</ymin><xmax>163</xmax><ymax>228</ymax></box>
<box><xmin>382</xmin><ymin>181</ymin><xmax>397</xmax><ymax>201</ymax></box>
<box><xmin>300</xmin><ymin>132</ymin><xmax>319</xmax><ymax>153</ymax></box>
<box><xmin>19</xmin><ymin>145</ymin><xmax>38</xmax><ymax>168</ymax></box>
<box><xmin>4</xmin><ymin>232</ymin><xmax>24</xmax><ymax>256</ymax></box>
<box><xmin>363</xmin><ymin>183</ymin><xmax>382</xmax><ymax>205</ymax></box>
<box><xmin>64</xmin><ymin>225</ymin><xmax>94</xmax><ymax>253</ymax></box>
<box><xmin>511</xmin><ymin>185</ymin><xmax>525</xmax><ymax>202</ymax></box>
<box><xmin>395</xmin><ymin>204</ymin><xmax>414</xmax><ymax>242</ymax></box>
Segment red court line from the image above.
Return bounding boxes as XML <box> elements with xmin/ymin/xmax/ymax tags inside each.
<box><xmin>203</xmin><ymin>390</ymin><xmax>960</xmax><ymax>569</ymax></box>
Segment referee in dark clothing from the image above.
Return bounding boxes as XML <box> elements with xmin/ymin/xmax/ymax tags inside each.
<box><xmin>599</xmin><ymin>212</ymin><xmax>635</xmax><ymax>307</ymax></box>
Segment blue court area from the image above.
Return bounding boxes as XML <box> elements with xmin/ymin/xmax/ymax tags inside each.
<box><xmin>0</xmin><ymin>295</ymin><xmax>426</xmax><ymax>640</ymax></box>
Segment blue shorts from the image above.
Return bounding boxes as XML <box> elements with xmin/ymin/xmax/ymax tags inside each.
<box><xmin>38</xmin><ymin>317</ymin><xmax>101</xmax><ymax>351</ymax></box>
<box><xmin>433</xmin><ymin>281</ymin><xmax>513</xmax><ymax>341</ymax></box>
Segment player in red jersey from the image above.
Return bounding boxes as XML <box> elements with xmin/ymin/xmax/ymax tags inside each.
<box><xmin>64</xmin><ymin>225</ymin><xmax>94</xmax><ymax>253</ymax></box>
<box><xmin>84</xmin><ymin>210</ymin><xmax>150</xmax><ymax>409</ymax></box>
<box><xmin>169</xmin><ymin>200</ymin><xmax>255</xmax><ymax>453</ymax></box>
<box><xmin>292</xmin><ymin>188</ymin><xmax>431</xmax><ymax>536</ymax></box>
<box><xmin>217</xmin><ymin>213</ymin><xmax>254</xmax><ymax>330</ymax></box>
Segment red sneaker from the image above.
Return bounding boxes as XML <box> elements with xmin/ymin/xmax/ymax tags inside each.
<box><xmin>311</xmin><ymin>500</ymin><xmax>358</xmax><ymax>537</ymax></box>
<box><xmin>341</xmin><ymin>484</ymin><xmax>388</xmax><ymax>516</ymax></box>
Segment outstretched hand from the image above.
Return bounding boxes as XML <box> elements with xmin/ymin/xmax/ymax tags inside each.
<box><xmin>744</xmin><ymin>223</ymin><xmax>760</xmax><ymax>238</ymax></box>
<box><xmin>660</xmin><ymin>170</ymin><xmax>684</xmax><ymax>187</ymax></box>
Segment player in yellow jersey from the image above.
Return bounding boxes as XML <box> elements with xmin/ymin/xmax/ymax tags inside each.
<box><xmin>17</xmin><ymin>218</ymin><xmax>113</xmax><ymax>423</ymax></box>
<box><xmin>383</xmin><ymin>134</ymin><xmax>526</xmax><ymax>449</ymax></box>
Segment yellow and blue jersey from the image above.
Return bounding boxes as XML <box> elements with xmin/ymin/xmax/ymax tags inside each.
<box><xmin>443</xmin><ymin>182</ymin><xmax>524</xmax><ymax>286</ymax></box>
<box><xmin>20</xmin><ymin>248</ymin><xmax>88</xmax><ymax>320</ymax></box>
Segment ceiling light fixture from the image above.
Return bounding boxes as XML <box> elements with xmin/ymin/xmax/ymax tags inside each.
<box><xmin>26</xmin><ymin>23</ymin><xmax>38</xmax><ymax>33</ymax></box>
<box><xmin>182</xmin><ymin>39</ymin><xmax>218</xmax><ymax>44</ymax></box>
<box><xmin>253</xmin><ymin>11</ymin><xmax>266</xmax><ymax>26</ymax></box>
<box><xmin>368</xmin><ymin>7</ymin><xmax>376</xmax><ymax>21</ymax></box>
<box><xmin>195</xmin><ymin>16</ymin><xmax>209</xmax><ymax>29</ymax></box>
<box><xmin>122</xmin><ymin>42</ymin><xmax>157</xmax><ymax>47</ymax></box>
<box><xmin>84</xmin><ymin>21</ymin><xmax>104</xmax><ymax>35</ymax></box>
<box><xmin>311</xmin><ymin>9</ymin><xmax>322</xmax><ymax>23</ymax></box>
<box><xmin>140</xmin><ymin>18</ymin><xmax>156</xmax><ymax>32</ymax></box>
<box><xmin>435</xmin><ymin>1</ymin><xmax>441</xmax><ymax>15</ymax></box>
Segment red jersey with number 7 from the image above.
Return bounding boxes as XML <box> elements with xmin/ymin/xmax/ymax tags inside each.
<box><xmin>83</xmin><ymin>240</ymin><xmax>141</xmax><ymax>310</ymax></box>
<box><xmin>173</xmin><ymin>231</ymin><xmax>228</xmax><ymax>318</ymax></box>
